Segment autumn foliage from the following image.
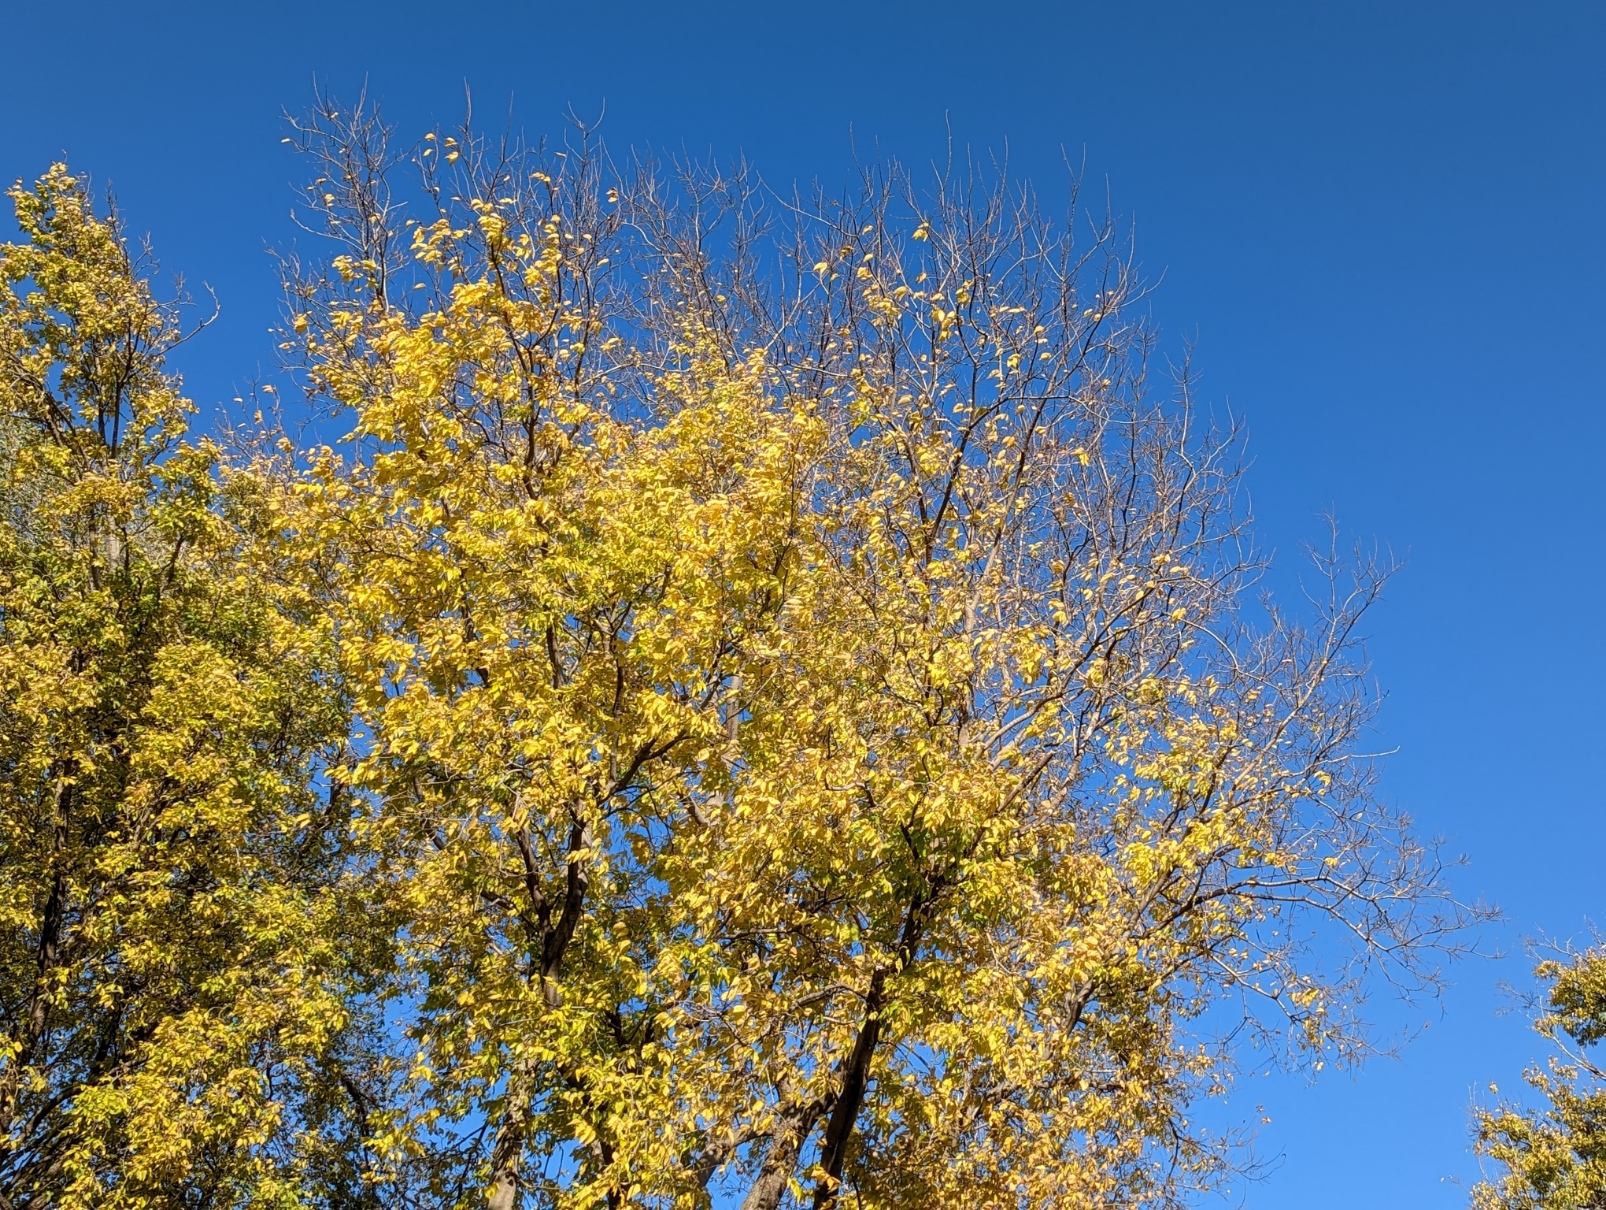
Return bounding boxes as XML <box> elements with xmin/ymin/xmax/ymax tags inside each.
<box><xmin>1474</xmin><ymin>946</ymin><xmax>1606</xmax><ymax>1209</ymax></box>
<box><xmin>0</xmin><ymin>103</ymin><xmax>1474</xmax><ymax>1209</ymax></box>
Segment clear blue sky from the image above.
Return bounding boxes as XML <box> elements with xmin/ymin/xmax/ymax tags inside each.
<box><xmin>4</xmin><ymin>2</ymin><xmax>1602</xmax><ymax>1203</ymax></box>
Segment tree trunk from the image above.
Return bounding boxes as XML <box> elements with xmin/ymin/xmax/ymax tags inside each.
<box><xmin>810</xmin><ymin>969</ymin><xmax>886</xmax><ymax>1209</ymax></box>
<box><xmin>740</xmin><ymin>1098</ymin><xmax>826</xmax><ymax>1210</ymax></box>
<box><xmin>486</xmin><ymin>1061</ymin><xmax>534</xmax><ymax>1210</ymax></box>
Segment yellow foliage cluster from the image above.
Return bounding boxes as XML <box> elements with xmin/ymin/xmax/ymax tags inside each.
<box><xmin>0</xmin><ymin>118</ymin><xmax>1470</xmax><ymax>1210</ymax></box>
<box><xmin>0</xmin><ymin>167</ymin><xmax>368</xmax><ymax>1207</ymax></box>
<box><xmin>1474</xmin><ymin>947</ymin><xmax>1606</xmax><ymax>1209</ymax></box>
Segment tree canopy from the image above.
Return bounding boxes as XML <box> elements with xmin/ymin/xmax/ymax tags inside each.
<box><xmin>0</xmin><ymin>165</ymin><xmax>370</xmax><ymax>1207</ymax></box>
<box><xmin>1475</xmin><ymin>947</ymin><xmax>1606</xmax><ymax>1210</ymax></box>
<box><xmin>0</xmin><ymin>102</ymin><xmax>1476</xmax><ymax>1210</ymax></box>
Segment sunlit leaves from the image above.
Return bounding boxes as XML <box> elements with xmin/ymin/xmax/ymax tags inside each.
<box><xmin>0</xmin><ymin>167</ymin><xmax>363</xmax><ymax>1209</ymax></box>
<box><xmin>1474</xmin><ymin>948</ymin><xmax>1606</xmax><ymax>1210</ymax></box>
<box><xmin>273</xmin><ymin>116</ymin><xmax>1469</xmax><ymax>1210</ymax></box>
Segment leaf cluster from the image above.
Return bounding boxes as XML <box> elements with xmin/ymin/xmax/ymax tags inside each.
<box><xmin>1475</xmin><ymin>946</ymin><xmax>1606</xmax><ymax>1210</ymax></box>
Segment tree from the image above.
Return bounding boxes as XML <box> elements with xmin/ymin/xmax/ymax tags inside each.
<box><xmin>273</xmin><ymin>99</ymin><xmax>1478</xmax><ymax>1210</ymax></box>
<box><xmin>0</xmin><ymin>166</ymin><xmax>371</xmax><ymax>1209</ymax></box>
<box><xmin>1474</xmin><ymin>946</ymin><xmax>1606</xmax><ymax>1209</ymax></box>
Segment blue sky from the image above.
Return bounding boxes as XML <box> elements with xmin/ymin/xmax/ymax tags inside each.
<box><xmin>4</xmin><ymin>1</ymin><xmax>1603</xmax><ymax>1203</ymax></box>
